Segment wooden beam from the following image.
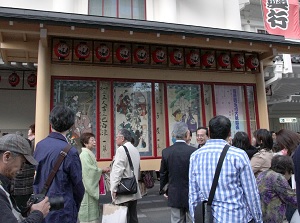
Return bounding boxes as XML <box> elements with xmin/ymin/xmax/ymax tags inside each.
<box><xmin>0</xmin><ymin>49</ymin><xmax>7</xmax><ymax>62</ymax></box>
<box><xmin>23</xmin><ymin>33</ymin><xmax>27</xmax><ymax>42</ymax></box>
<box><xmin>260</xmin><ymin>48</ymin><xmax>277</xmax><ymax>61</ymax></box>
<box><xmin>0</xmin><ymin>32</ymin><xmax>3</xmax><ymax>42</ymax></box>
<box><xmin>0</xmin><ymin>41</ymin><xmax>38</xmax><ymax>51</ymax></box>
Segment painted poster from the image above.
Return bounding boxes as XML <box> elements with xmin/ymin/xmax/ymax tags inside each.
<box><xmin>214</xmin><ymin>85</ymin><xmax>246</xmax><ymax>136</ymax></box>
<box><xmin>246</xmin><ymin>86</ymin><xmax>257</xmax><ymax>137</ymax></box>
<box><xmin>114</xmin><ymin>82</ymin><xmax>152</xmax><ymax>156</ymax></box>
<box><xmin>53</xmin><ymin>80</ymin><xmax>97</xmax><ymax>150</ymax></box>
<box><xmin>167</xmin><ymin>84</ymin><xmax>201</xmax><ymax>145</ymax></box>
<box><xmin>99</xmin><ymin>81</ymin><xmax>111</xmax><ymax>159</ymax></box>
<box><xmin>155</xmin><ymin>83</ymin><xmax>166</xmax><ymax>156</ymax></box>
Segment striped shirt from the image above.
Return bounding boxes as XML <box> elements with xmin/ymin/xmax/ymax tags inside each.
<box><xmin>189</xmin><ymin>139</ymin><xmax>263</xmax><ymax>223</ymax></box>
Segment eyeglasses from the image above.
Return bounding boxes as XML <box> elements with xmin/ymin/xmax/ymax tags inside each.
<box><xmin>116</xmin><ymin>135</ymin><xmax>124</xmax><ymax>138</ymax></box>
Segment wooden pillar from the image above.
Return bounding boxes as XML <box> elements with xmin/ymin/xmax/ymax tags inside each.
<box><xmin>35</xmin><ymin>29</ymin><xmax>51</xmax><ymax>145</ymax></box>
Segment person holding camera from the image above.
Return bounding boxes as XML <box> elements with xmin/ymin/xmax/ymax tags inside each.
<box><xmin>0</xmin><ymin>134</ymin><xmax>50</xmax><ymax>223</ymax></box>
<box><xmin>33</xmin><ymin>105</ymin><xmax>85</xmax><ymax>223</ymax></box>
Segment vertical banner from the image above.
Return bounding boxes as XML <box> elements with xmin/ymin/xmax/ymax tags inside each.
<box><xmin>262</xmin><ymin>0</ymin><xmax>300</xmax><ymax>39</ymax></box>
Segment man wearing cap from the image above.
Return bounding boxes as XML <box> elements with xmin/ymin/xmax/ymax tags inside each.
<box><xmin>33</xmin><ymin>105</ymin><xmax>84</xmax><ymax>223</ymax></box>
<box><xmin>0</xmin><ymin>134</ymin><xmax>50</xmax><ymax>223</ymax></box>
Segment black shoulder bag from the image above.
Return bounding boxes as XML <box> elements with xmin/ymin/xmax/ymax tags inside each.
<box><xmin>194</xmin><ymin>144</ymin><xmax>230</xmax><ymax>223</ymax></box>
<box><xmin>116</xmin><ymin>145</ymin><xmax>138</xmax><ymax>195</ymax></box>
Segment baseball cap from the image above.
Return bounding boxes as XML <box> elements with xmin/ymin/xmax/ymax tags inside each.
<box><xmin>0</xmin><ymin>134</ymin><xmax>38</xmax><ymax>165</ymax></box>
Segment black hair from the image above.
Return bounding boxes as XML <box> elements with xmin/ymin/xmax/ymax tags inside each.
<box><xmin>209</xmin><ymin>115</ymin><xmax>231</xmax><ymax>140</ymax></box>
<box><xmin>49</xmin><ymin>105</ymin><xmax>75</xmax><ymax>132</ymax></box>
<box><xmin>232</xmin><ymin>131</ymin><xmax>251</xmax><ymax>151</ymax></box>
<box><xmin>196</xmin><ymin>127</ymin><xmax>209</xmax><ymax>137</ymax></box>
<box><xmin>254</xmin><ymin>129</ymin><xmax>273</xmax><ymax>151</ymax></box>
<box><xmin>270</xmin><ymin>155</ymin><xmax>294</xmax><ymax>175</ymax></box>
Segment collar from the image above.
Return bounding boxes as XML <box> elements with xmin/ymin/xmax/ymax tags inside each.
<box><xmin>0</xmin><ymin>173</ymin><xmax>11</xmax><ymax>193</ymax></box>
<box><xmin>48</xmin><ymin>132</ymin><xmax>68</xmax><ymax>142</ymax></box>
<box><xmin>175</xmin><ymin>140</ymin><xmax>186</xmax><ymax>143</ymax></box>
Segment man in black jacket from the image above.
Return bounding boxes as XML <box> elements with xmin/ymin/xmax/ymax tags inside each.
<box><xmin>160</xmin><ymin>122</ymin><xmax>196</xmax><ymax>223</ymax></box>
<box><xmin>0</xmin><ymin>134</ymin><xmax>50</xmax><ymax>223</ymax></box>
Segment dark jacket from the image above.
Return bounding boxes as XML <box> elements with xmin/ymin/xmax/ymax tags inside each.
<box><xmin>159</xmin><ymin>141</ymin><xmax>196</xmax><ymax>209</ymax></box>
<box><xmin>293</xmin><ymin>144</ymin><xmax>300</xmax><ymax>211</ymax></box>
<box><xmin>33</xmin><ymin>132</ymin><xmax>84</xmax><ymax>223</ymax></box>
<box><xmin>0</xmin><ymin>174</ymin><xmax>43</xmax><ymax>223</ymax></box>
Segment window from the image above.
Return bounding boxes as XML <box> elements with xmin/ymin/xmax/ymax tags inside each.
<box><xmin>89</xmin><ymin>0</ymin><xmax>146</xmax><ymax>20</ymax></box>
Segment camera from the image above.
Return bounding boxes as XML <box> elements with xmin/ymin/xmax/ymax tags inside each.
<box><xmin>28</xmin><ymin>194</ymin><xmax>64</xmax><ymax>211</ymax></box>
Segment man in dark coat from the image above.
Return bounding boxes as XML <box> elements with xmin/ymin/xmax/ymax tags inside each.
<box><xmin>33</xmin><ymin>105</ymin><xmax>84</xmax><ymax>223</ymax></box>
<box><xmin>159</xmin><ymin>122</ymin><xmax>196</xmax><ymax>223</ymax></box>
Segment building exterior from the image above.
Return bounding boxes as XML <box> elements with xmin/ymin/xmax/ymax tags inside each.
<box><xmin>0</xmin><ymin>0</ymin><xmax>299</xmax><ymax>169</ymax></box>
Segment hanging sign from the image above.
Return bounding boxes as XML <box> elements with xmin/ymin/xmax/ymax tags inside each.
<box><xmin>232</xmin><ymin>54</ymin><xmax>245</xmax><ymax>69</ymax></box>
<box><xmin>134</xmin><ymin>46</ymin><xmax>148</xmax><ymax>63</ymax></box>
<box><xmin>75</xmin><ymin>42</ymin><xmax>90</xmax><ymax>60</ymax></box>
<box><xmin>116</xmin><ymin>45</ymin><xmax>130</xmax><ymax>62</ymax></box>
<box><xmin>95</xmin><ymin>44</ymin><xmax>110</xmax><ymax>61</ymax></box>
<box><xmin>201</xmin><ymin>52</ymin><xmax>215</xmax><ymax>68</ymax></box>
<box><xmin>27</xmin><ymin>73</ymin><xmax>37</xmax><ymax>87</ymax></box>
<box><xmin>170</xmin><ymin>49</ymin><xmax>183</xmax><ymax>65</ymax></box>
<box><xmin>152</xmin><ymin>48</ymin><xmax>166</xmax><ymax>64</ymax></box>
<box><xmin>218</xmin><ymin>53</ymin><xmax>230</xmax><ymax>68</ymax></box>
<box><xmin>186</xmin><ymin>50</ymin><xmax>200</xmax><ymax>66</ymax></box>
<box><xmin>246</xmin><ymin>55</ymin><xmax>259</xmax><ymax>70</ymax></box>
<box><xmin>8</xmin><ymin>72</ymin><xmax>20</xmax><ymax>87</ymax></box>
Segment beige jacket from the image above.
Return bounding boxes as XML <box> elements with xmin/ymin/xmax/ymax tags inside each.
<box><xmin>110</xmin><ymin>142</ymin><xmax>142</xmax><ymax>204</ymax></box>
<box><xmin>250</xmin><ymin>148</ymin><xmax>273</xmax><ymax>177</ymax></box>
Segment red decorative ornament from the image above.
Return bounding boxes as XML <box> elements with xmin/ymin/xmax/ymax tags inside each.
<box><xmin>27</xmin><ymin>73</ymin><xmax>37</xmax><ymax>87</ymax></box>
<box><xmin>54</xmin><ymin>41</ymin><xmax>70</xmax><ymax>60</ymax></box>
<box><xmin>134</xmin><ymin>47</ymin><xmax>148</xmax><ymax>63</ymax></box>
<box><xmin>8</xmin><ymin>72</ymin><xmax>20</xmax><ymax>87</ymax></box>
<box><xmin>218</xmin><ymin>53</ymin><xmax>230</xmax><ymax>68</ymax></box>
<box><xmin>170</xmin><ymin>49</ymin><xmax>183</xmax><ymax>65</ymax></box>
<box><xmin>246</xmin><ymin>55</ymin><xmax>259</xmax><ymax>70</ymax></box>
<box><xmin>75</xmin><ymin>42</ymin><xmax>90</xmax><ymax>60</ymax></box>
<box><xmin>232</xmin><ymin>54</ymin><xmax>245</xmax><ymax>69</ymax></box>
<box><xmin>186</xmin><ymin>50</ymin><xmax>200</xmax><ymax>66</ymax></box>
<box><xmin>116</xmin><ymin>45</ymin><xmax>130</xmax><ymax>62</ymax></box>
<box><xmin>201</xmin><ymin>52</ymin><xmax>215</xmax><ymax>67</ymax></box>
<box><xmin>152</xmin><ymin>48</ymin><xmax>166</xmax><ymax>64</ymax></box>
<box><xmin>95</xmin><ymin>44</ymin><xmax>110</xmax><ymax>61</ymax></box>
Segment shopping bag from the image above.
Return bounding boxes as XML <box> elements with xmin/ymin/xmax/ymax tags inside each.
<box><xmin>99</xmin><ymin>174</ymin><xmax>106</xmax><ymax>195</ymax></box>
<box><xmin>194</xmin><ymin>200</ymin><xmax>213</xmax><ymax>223</ymax></box>
<box><xmin>101</xmin><ymin>203</ymin><xmax>128</xmax><ymax>223</ymax></box>
<box><xmin>104</xmin><ymin>173</ymin><xmax>111</xmax><ymax>192</ymax></box>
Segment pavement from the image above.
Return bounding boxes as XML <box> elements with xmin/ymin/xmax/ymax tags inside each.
<box><xmin>99</xmin><ymin>181</ymin><xmax>171</xmax><ymax>223</ymax></box>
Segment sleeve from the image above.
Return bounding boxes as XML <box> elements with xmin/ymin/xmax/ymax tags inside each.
<box><xmin>274</xmin><ymin>175</ymin><xmax>297</xmax><ymax>208</ymax></box>
<box><xmin>0</xmin><ymin>190</ymin><xmax>18</xmax><ymax>223</ymax></box>
<box><xmin>21</xmin><ymin>211</ymin><xmax>43</xmax><ymax>223</ymax></box>
<box><xmin>250</xmin><ymin>154</ymin><xmax>263</xmax><ymax>175</ymax></box>
<box><xmin>66</xmin><ymin>149</ymin><xmax>85</xmax><ymax>210</ymax></box>
<box><xmin>80</xmin><ymin>151</ymin><xmax>102</xmax><ymax>200</ymax></box>
<box><xmin>240</xmin><ymin>157</ymin><xmax>263</xmax><ymax>223</ymax></box>
<box><xmin>188</xmin><ymin>154</ymin><xmax>202</xmax><ymax>220</ymax></box>
<box><xmin>159</xmin><ymin>150</ymin><xmax>168</xmax><ymax>192</ymax></box>
<box><xmin>110</xmin><ymin>147</ymin><xmax>127</xmax><ymax>193</ymax></box>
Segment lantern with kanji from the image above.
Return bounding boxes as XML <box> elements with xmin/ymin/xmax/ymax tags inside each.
<box><xmin>134</xmin><ymin>46</ymin><xmax>148</xmax><ymax>63</ymax></box>
<box><xmin>95</xmin><ymin>44</ymin><xmax>110</xmax><ymax>62</ymax></box>
<box><xmin>116</xmin><ymin>45</ymin><xmax>130</xmax><ymax>62</ymax></box>
<box><xmin>186</xmin><ymin>50</ymin><xmax>200</xmax><ymax>67</ymax></box>
<box><xmin>54</xmin><ymin>41</ymin><xmax>70</xmax><ymax>60</ymax></box>
<box><xmin>232</xmin><ymin>54</ymin><xmax>245</xmax><ymax>69</ymax></box>
<box><xmin>217</xmin><ymin>53</ymin><xmax>230</xmax><ymax>68</ymax></box>
<box><xmin>201</xmin><ymin>52</ymin><xmax>215</xmax><ymax>68</ymax></box>
<box><xmin>27</xmin><ymin>73</ymin><xmax>37</xmax><ymax>87</ymax></box>
<box><xmin>8</xmin><ymin>72</ymin><xmax>20</xmax><ymax>87</ymax></box>
<box><xmin>75</xmin><ymin>42</ymin><xmax>90</xmax><ymax>60</ymax></box>
<box><xmin>246</xmin><ymin>55</ymin><xmax>259</xmax><ymax>70</ymax></box>
<box><xmin>170</xmin><ymin>49</ymin><xmax>183</xmax><ymax>65</ymax></box>
<box><xmin>152</xmin><ymin>48</ymin><xmax>166</xmax><ymax>64</ymax></box>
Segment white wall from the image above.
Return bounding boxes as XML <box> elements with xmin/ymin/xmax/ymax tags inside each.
<box><xmin>0</xmin><ymin>90</ymin><xmax>36</xmax><ymax>134</ymax></box>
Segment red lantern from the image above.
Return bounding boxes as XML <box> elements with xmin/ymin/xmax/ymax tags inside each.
<box><xmin>75</xmin><ymin>42</ymin><xmax>90</xmax><ymax>60</ymax></box>
<box><xmin>27</xmin><ymin>73</ymin><xmax>37</xmax><ymax>87</ymax></box>
<box><xmin>54</xmin><ymin>41</ymin><xmax>70</xmax><ymax>60</ymax></box>
<box><xmin>170</xmin><ymin>49</ymin><xmax>183</xmax><ymax>65</ymax></box>
<box><xmin>116</xmin><ymin>45</ymin><xmax>130</xmax><ymax>62</ymax></box>
<box><xmin>201</xmin><ymin>53</ymin><xmax>215</xmax><ymax>67</ymax></box>
<box><xmin>232</xmin><ymin>54</ymin><xmax>245</xmax><ymax>69</ymax></box>
<box><xmin>152</xmin><ymin>48</ymin><xmax>166</xmax><ymax>64</ymax></box>
<box><xmin>246</xmin><ymin>55</ymin><xmax>259</xmax><ymax>70</ymax></box>
<box><xmin>217</xmin><ymin>53</ymin><xmax>230</xmax><ymax>68</ymax></box>
<box><xmin>8</xmin><ymin>72</ymin><xmax>20</xmax><ymax>87</ymax></box>
<box><xmin>134</xmin><ymin>47</ymin><xmax>148</xmax><ymax>63</ymax></box>
<box><xmin>95</xmin><ymin>44</ymin><xmax>110</xmax><ymax>61</ymax></box>
<box><xmin>186</xmin><ymin>50</ymin><xmax>200</xmax><ymax>66</ymax></box>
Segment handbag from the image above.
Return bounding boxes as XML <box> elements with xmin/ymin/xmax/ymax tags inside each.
<box><xmin>195</xmin><ymin>144</ymin><xmax>230</xmax><ymax>223</ymax></box>
<box><xmin>141</xmin><ymin>171</ymin><xmax>155</xmax><ymax>189</ymax></box>
<box><xmin>116</xmin><ymin>146</ymin><xmax>138</xmax><ymax>195</ymax></box>
<box><xmin>101</xmin><ymin>203</ymin><xmax>128</xmax><ymax>223</ymax></box>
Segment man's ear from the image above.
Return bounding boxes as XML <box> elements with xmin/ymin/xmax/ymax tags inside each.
<box><xmin>228</xmin><ymin>130</ymin><xmax>231</xmax><ymax>138</ymax></box>
<box><xmin>2</xmin><ymin>151</ymin><xmax>11</xmax><ymax>163</ymax></box>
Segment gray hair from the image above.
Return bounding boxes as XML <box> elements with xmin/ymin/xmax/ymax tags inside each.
<box><xmin>119</xmin><ymin>128</ymin><xmax>132</xmax><ymax>142</ymax></box>
<box><xmin>172</xmin><ymin>122</ymin><xmax>188</xmax><ymax>140</ymax></box>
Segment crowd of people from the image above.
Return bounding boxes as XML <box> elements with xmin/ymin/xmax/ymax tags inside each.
<box><xmin>1</xmin><ymin>105</ymin><xmax>300</xmax><ymax>223</ymax></box>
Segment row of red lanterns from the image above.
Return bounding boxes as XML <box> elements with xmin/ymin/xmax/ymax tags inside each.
<box><xmin>54</xmin><ymin>41</ymin><xmax>259</xmax><ymax>70</ymax></box>
<box><xmin>6</xmin><ymin>72</ymin><xmax>37</xmax><ymax>87</ymax></box>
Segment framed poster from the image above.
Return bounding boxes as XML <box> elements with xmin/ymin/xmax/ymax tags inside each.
<box><xmin>167</xmin><ymin>84</ymin><xmax>201</xmax><ymax>146</ymax></box>
<box><xmin>214</xmin><ymin>85</ymin><xmax>247</xmax><ymax>136</ymax></box>
<box><xmin>114</xmin><ymin>82</ymin><xmax>153</xmax><ymax>156</ymax></box>
<box><xmin>53</xmin><ymin>79</ymin><xmax>97</xmax><ymax>151</ymax></box>
<box><xmin>155</xmin><ymin>83</ymin><xmax>166</xmax><ymax>156</ymax></box>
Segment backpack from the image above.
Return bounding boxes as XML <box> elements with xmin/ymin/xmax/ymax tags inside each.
<box><xmin>142</xmin><ymin>171</ymin><xmax>155</xmax><ymax>189</ymax></box>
